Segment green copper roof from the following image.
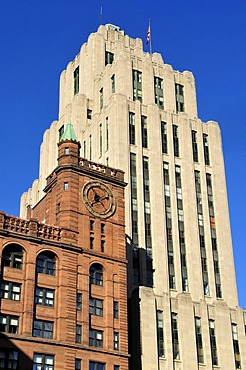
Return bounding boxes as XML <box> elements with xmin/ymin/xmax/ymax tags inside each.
<box><xmin>60</xmin><ymin>121</ymin><xmax>77</xmax><ymax>141</ymax></box>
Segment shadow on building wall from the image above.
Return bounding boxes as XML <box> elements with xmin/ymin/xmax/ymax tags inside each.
<box><xmin>0</xmin><ymin>332</ymin><xmax>33</xmax><ymax>370</ymax></box>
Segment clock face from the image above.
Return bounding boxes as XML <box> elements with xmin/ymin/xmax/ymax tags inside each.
<box><xmin>82</xmin><ymin>180</ymin><xmax>116</xmax><ymax>218</ymax></box>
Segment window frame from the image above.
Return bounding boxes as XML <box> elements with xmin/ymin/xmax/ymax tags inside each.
<box><xmin>33</xmin><ymin>319</ymin><xmax>53</xmax><ymax>339</ymax></box>
<box><xmin>1</xmin><ymin>281</ymin><xmax>21</xmax><ymax>301</ymax></box>
<box><xmin>33</xmin><ymin>353</ymin><xmax>54</xmax><ymax>370</ymax></box>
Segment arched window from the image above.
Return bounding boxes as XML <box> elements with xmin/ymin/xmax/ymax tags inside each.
<box><xmin>36</xmin><ymin>252</ymin><xmax>56</xmax><ymax>276</ymax></box>
<box><xmin>2</xmin><ymin>244</ymin><xmax>23</xmax><ymax>269</ymax></box>
<box><xmin>90</xmin><ymin>263</ymin><xmax>103</xmax><ymax>286</ymax></box>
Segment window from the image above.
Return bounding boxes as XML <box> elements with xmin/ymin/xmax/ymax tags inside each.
<box><xmin>143</xmin><ymin>157</ymin><xmax>152</xmax><ymax>257</ymax></box>
<box><xmin>89</xmin><ymin>362</ymin><xmax>105</xmax><ymax>370</ymax></box>
<box><xmin>195</xmin><ymin>317</ymin><xmax>204</xmax><ymax>364</ymax></box>
<box><xmin>64</xmin><ymin>182</ymin><xmax>69</xmax><ymax>190</ymax></box>
<box><xmin>141</xmin><ymin>116</ymin><xmax>148</xmax><ymax>148</ymax></box>
<box><xmin>192</xmin><ymin>131</ymin><xmax>198</xmax><ymax>162</ymax></box>
<box><xmin>89</xmin><ymin>298</ymin><xmax>103</xmax><ymax>316</ymax></box>
<box><xmin>87</xmin><ymin>109</ymin><xmax>92</xmax><ymax>119</ymax></box>
<box><xmin>106</xmin><ymin>117</ymin><xmax>109</xmax><ymax>151</ymax></box>
<box><xmin>83</xmin><ymin>140</ymin><xmax>86</xmax><ymax>158</ymax></box>
<box><xmin>203</xmin><ymin>134</ymin><xmax>210</xmax><ymax>165</ymax></box>
<box><xmin>114</xmin><ymin>366</ymin><xmax>120</xmax><ymax>370</ymax></box>
<box><xmin>90</xmin><ymin>220</ymin><xmax>94</xmax><ymax>231</ymax></box>
<box><xmin>2</xmin><ymin>244</ymin><xmax>23</xmax><ymax>269</ymax></box>
<box><xmin>161</xmin><ymin>121</ymin><xmax>168</xmax><ymax>154</ymax></box>
<box><xmin>129</xmin><ymin>112</ymin><xmax>135</xmax><ymax>145</ymax></box>
<box><xmin>36</xmin><ymin>252</ymin><xmax>56</xmax><ymax>276</ymax></box>
<box><xmin>75</xmin><ymin>359</ymin><xmax>81</xmax><ymax>370</ymax></box>
<box><xmin>113</xmin><ymin>301</ymin><xmax>119</xmax><ymax>318</ymax></box>
<box><xmin>0</xmin><ymin>349</ymin><xmax>19</xmax><ymax>369</ymax></box>
<box><xmin>133</xmin><ymin>70</ymin><xmax>142</xmax><ymax>102</ymax></box>
<box><xmin>99</xmin><ymin>123</ymin><xmax>102</xmax><ymax>157</ymax></box>
<box><xmin>171</xmin><ymin>313</ymin><xmax>179</xmax><ymax>360</ymax></box>
<box><xmin>175</xmin><ymin>83</ymin><xmax>184</xmax><ymax>112</ymax></box>
<box><xmin>157</xmin><ymin>310</ymin><xmax>164</xmax><ymax>357</ymax></box>
<box><xmin>90</xmin><ymin>264</ymin><xmax>103</xmax><ymax>286</ymax></box>
<box><xmin>101</xmin><ymin>240</ymin><xmax>105</xmax><ymax>252</ymax></box>
<box><xmin>33</xmin><ymin>353</ymin><xmax>54</xmax><ymax>370</ymax></box>
<box><xmin>76</xmin><ymin>293</ymin><xmax>82</xmax><ymax>311</ymax></box>
<box><xmin>59</xmin><ymin>125</ymin><xmax>64</xmax><ymax>141</ymax></box>
<box><xmin>105</xmin><ymin>51</ymin><xmax>114</xmax><ymax>65</ymax></box>
<box><xmin>76</xmin><ymin>325</ymin><xmax>82</xmax><ymax>343</ymax></box>
<box><xmin>173</xmin><ymin>125</ymin><xmax>179</xmax><ymax>157</ymax></box>
<box><xmin>209</xmin><ymin>320</ymin><xmax>218</xmax><ymax>366</ymax></box>
<box><xmin>232</xmin><ymin>324</ymin><xmax>241</xmax><ymax>369</ymax></box>
<box><xmin>99</xmin><ymin>88</ymin><xmax>103</xmax><ymax>109</ymax></box>
<box><xmin>65</xmin><ymin>147</ymin><xmax>69</xmax><ymax>155</ymax></box>
<box><xmin>74</xmin><ymin>67</ymin><xmax>79</xmax><ymax>95</ymax></box>
<box><xmin>101</xmin><ymin>223</ymin><xmax>105</xmax><ymax>234</ymax></box>
<box><xmin>89</xmin><ymin>135</ymin><xmax>92</xmax><ymax>160</ymax></box>
<box><xmin>1</xmin><ymin>281</ymin><xmax>21</xmax><ymax>301</ymax></box>
<box><xmin>111</xmin><ymin>74</ymin><xmax>115</xmax><ymax>93</ymax></box>
<box><xmin>90</xmin><ymin>237</ymin><xmax>94</xmax><ymax>250</ymax></box>
<box><xmin>0</xmin><ymin>315</ymin><xmax>19</xmax><ymax>334</ymax></box>
<box><xmin>114</xmin><ymin>332</ymin><xmax>119</xmax><ymax>350</ymax></box>
<box><xmin>35</xmin><ymin>287</ymin><xmax>54</xmax><ymax>307</ymax></box>
<box><xmin>33</xmin><ymin>320</ymin><xmax>53</xmax><ymax>339</ymax></box>
<box><xmin>154</xmin><ymin>77</ymin><xmax>164</xmax><ymax>109</ymax></box>
<box><xmin>130</xmin><ymin>153</ymin><xmax>139</xmax><ymax>246</ymax></box>
<box><xmin>89</xmin><ymin>329</ymin><xmax>103</xmax><ymax>347</ymax></box>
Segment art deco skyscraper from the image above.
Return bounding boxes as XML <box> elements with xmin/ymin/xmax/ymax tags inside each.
<box><xmin>21</xmin><ymin>25</ymin><xmax>246</xmax><ymax>369</ymax></box>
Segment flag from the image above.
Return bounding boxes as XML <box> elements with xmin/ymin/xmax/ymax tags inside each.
<box><xmin>146</xmin><ymin>25</ymin><xmax>151</xmax><ymax>45</ymax></box>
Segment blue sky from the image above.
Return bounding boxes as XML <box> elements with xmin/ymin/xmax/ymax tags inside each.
<box><xmin>0</xmin><ymin>0</ymin><xmax>245</xmax><ymax>308</ymax></box>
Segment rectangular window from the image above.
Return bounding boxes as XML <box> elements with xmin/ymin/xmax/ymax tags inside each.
<box><xmin>209</xmin><ymin>320</ymin><xmax>218</xmax><ymax>366</ymax></box>
<box><xmin>113</xmin><ymin>301</ymin><xmax>119</xmax><ymax>318</ymax></box>
<box><xmin>161</xmin><ymin>121</ymin><xmax>168</xmax><ymax>154</ymax></box>
<box><xmin>192</xmin><ymin>130</ymin><xmax>199</xmax><ymax>162</ymax></box>
<box><xmin>105</xmin><ymin>51</ymin><xmax>114</xmax><ymax>65</ymax></box>
<box><xmin>59</xmin><ymin>125</ymin><xmax>64</xmax><ymax>142</ymax></box>
<box><xmin>89</xmin><ymin>135</ymin><xmax>92</xmax><ymax>160</ymax></box>
<box><xmin>173</xmin><ymin>125</ymin><xmax>179</xmax><ymax>157</ymax></box>
<box><xmin>87</xmin><ymin>109</ymin><xmax>92</xmax><ymax>119</ymax></box>
<box><xmin>101</xmin><ymin>240</ymin><xmax>105</xmax><ymax>252</ymax></box>
<box><xmin>111</xmin><ymin>74</ymin><xmax>115</xmax><ymax>93</ymax></box>
<box><xmin>89</xmin><ymin>362</ymin><xmax>105</xmax><ymax>370</ymax></box>
<box><xmin>175</xmin><ymin>83</ymin><xmax>184</xmax><ymax>112</ymax></box>
<box><xmin>83</xmin><ymin>140</ymin><xmax>86</xmax><ymax>158</ymax></box>
<box><xmin>154</xmin><ymin>77</ymin><xmax>164</xmax><ymax>109</ymax></box>
<box><xmin>195</xmin><ymin>317</ymin><xmax>204</xmax><ymax>364</ymax></box>
<box><xmin>74</xmin><ymin>67</ymin><xmax>79</xmax><ymax>95</ymax></box>
<box><xmin>89</xmin><ymin>329</ymin><xmax>103</xmax><ymax>347</ymax></box>
<box><xmin>65</xmin><ymin>147</ymin><xmax>69</xmax><ymax>155</ymax></box>
<box><xmin>99</xmin><ymin>123</ymin><xmax>102</xmax><ymax>157</ymax></box>
<box><xmin>89</xmin><ymin>298</ymin><xmax>103</xmax><ymax>316</ymax></box>
<box><xmin>33</xmin><ymin>320</ymin><xmax>53</xmax><ymax>339</ymax></box>
<box><xmin>114</xmin><ymin>366</ymin><xmax>120</xmax><ymax>370</ymax></box>
<box><xmin>90</xmin><ymin>237</ymin><xmax>94</xmax><ymax>250</ymax></box>
<box><xmin>64</xmin><ymin>182</ymin><xmax>69</xmax><ymax>190</ymax></box>
<box><xmin>143</xmin><ymin>157</ymin><xmax>152</xmax><ymax>257</ymax></box>
<box><xmin>133</xmin><ymin>70</ymin><xmax>142</xmax><ymax>102</ymax></box>
<box><xmin>141</xmin><ymin>116</ymin><xmax>148</xmax><ymax>148</ymax></box>
<box><xmin>171</xmin><ymin>313</ymin><xmax>180</xmax><ymax>360</ymax></box>
<box><xmin>101</xmin><ymin>223</ymin><xmax>105</xmax><ymax>234</ymax></box>
<box><xmin>1</xmin><ymin>281</ymin><xmax>21</xmax><ymax>301</ymax></box>
<box><xmin>0</xmin><ymin>315</ymin><xmax>19</xmax><ymax>334</ymax></box>
<box><xmin>130</xmin><ymin>153</ymin><xmax>139</xmax><ymax>246</ymax></box>
<box><xmin>35</xmin><ymin>287</ymin><xmax>55</xmax><ymax>307</ymax></box>
<box><xmin>76</xmin><ymin>293</ymin><xmax>82</xmax><ymax>311</ymax></box>
<box><xmin>157</xmin><ymin>310</ymin><xmax>165</xmax><ymax>357</ymax></box>
<box><xmin>129</xmin><ymin>112</ymin><xmax>136</xmax><ymax>145</ymax></box>
<box><xmin>232</xmin><ymin>324</ymin><xmax>241</xmax><ymax>369</ymax></box>
<box><xmin>33</xmin><ymin>354</ymin><xmax>54</xmax><ymax>370</ymax></box>
<box><xmin>90</xmin><ymin>220</ymin><xmax>94</xmax><ymax>231</ymax></box>
<box><xmin>0</xmin><ymin>349</ymin><xmax>19</xmax><ymax>369</ymax></box>
<box><xmin>105</xmin><ymin>117</ymin><xmax>109</xmax><ymax>151</ymax></box>
<box><xmin>114</xmin><ymin>332</ymin><xmax>119</xmax><ymax>350</ymax></box>
<box><xmin>99</xmin><ymin>88</ymin><xmax>103</xmax><ymax>109</ymax></box>
<box><xmin>75</xmin><ymin>359</ymin><xmax>82</xmax><ymax>370</ymax></box>
<box><xmin>203</xmin><ymin>134</ymin><xmax>210</xmax><ymax>165</ymax></box>
<box><xmin>76</xmin><ymin>325</ymin><xmax>82</xmax><ymax>343</ymax></box>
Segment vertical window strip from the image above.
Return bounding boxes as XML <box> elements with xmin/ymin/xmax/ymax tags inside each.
<box><xmin>156</xmin><ymin>310</ymin><xmax>165</xmax><ymax>357</ymax></box>
<box><xmin>111</xmin><ymin>74</ymin><xmax>115</xmax><ymax>93</ymax></box>
<box><xmin>203</xmin><ymin>134</ymin><xmax>210</xmax><ymax>165</ymax></box>
<box><xmin>99</xmin><ymin>124</ymin><xmax>102</xmax><ymax>157</ymax></box>
<box><xmin>209</xmin><ymin>320</ymin><xmax>218</xmax><ymax>366</ymax></box>
<box><xmin>143</xmin><ymin>157</ymin><xmax>152</xmax><ymax>257</ymax></box>
<box><xmin>232</xmin><ymin>324</ymin><xmax>241</xmax><ymax>369</ymax></box>
<box><xmin>161</xmin><ymin>121</ymin><xmax>168</xmax><ymax>154</ymax></box>
<box><xmin>154</xmin><ymin>77</ymin><xmax>164</xmax><ymax>109</ymax></box>
<box><xmin>163</xmin><ymin>162</ymin><xmax>176</xmax><ymax>289</ymax></box>
<box><xmin>195</xmin><ymin>317</ymin><xmax>204</xmax><ymax>364</ymax></box>
<box><xmin>206</xmin><ymin>174</ymin><xmax>222</xmax><ymax>298</ymax></box>
<box><xmin>195</xmin><ymin>171</ymin><xmax>210</xmax><ymax>296</ymax></box>
<box><xmin>100</xmin><ymin>88</ymin><xmax>103</xmax><ymax>109</ymax></box>
<box><xmin>74</xmin><ymin>67</ymin><xmax>79</xmax><ymax>95</ymax></box>
<box><xmin>106</xmin><ymin>117</ymin><xmax>109</xmax><ymax>151</ymax></box>
<box><xmin>173</xmin><ymin>125</ymin><xmax>179</xmax><ymax>157</ymax></box>
<box><xmin>171</xmin><ymin>313</ymin><xmax>180</xmax><ymax>360</ymax></box>
<box><xmin>141</xmin><ymin>116</ymin><xmax>148</xmax><ymax>148</ymax></box>
<box><xmin>133</xmin><ymin>70</ymin><xmax>142</xmax><ymax>102</ymax></box>
<box><xmin>175</xmin><ymin>83</ymin><xmax>184</xmax><ymax>112</ymax></box>
<box><xmin>130</xmin><ymin>153</ymin><xmax>138</xmax><ymax>246</ymax></box>
<box><xmin>175</xmin><ymin>165</ymin><xmax>188</xmax><ymax>292</ymax></box>
<box><xmin>89</xmin><ymin>135</ymin><xmax>92</xmax><ymax>160</ymax></box>
<box><xmin>129</xmin><ymin>112</ymin><xmax>136</xmax><ymax>145</ymax></box>
<box><xmin>192</xmin><ymin>131</ymin><xmax>199</xmax><ymax>162</ymax></box>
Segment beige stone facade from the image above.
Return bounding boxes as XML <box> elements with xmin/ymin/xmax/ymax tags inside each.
<box><xmin>20</xmin><ymin>25</ymin><xmax>245</xmax><ymax>369</ymax></box>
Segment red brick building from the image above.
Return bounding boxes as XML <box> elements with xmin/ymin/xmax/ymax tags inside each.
<box><xmin>0</xmin><ymin>125</ymin><xmax>128</xmax><ymax>370</ymax></box>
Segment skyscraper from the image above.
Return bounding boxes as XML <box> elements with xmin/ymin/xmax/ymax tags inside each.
<box><xmin>20</xmin><ymin>24</ymin><xmax>245</xmax><ymax>369</ymax></box>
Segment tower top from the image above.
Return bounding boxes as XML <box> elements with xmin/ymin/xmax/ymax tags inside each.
<box><xmin>60</xmin><ymin>121</ymin><xmax>77</xmax><ymax>141</ymax></box>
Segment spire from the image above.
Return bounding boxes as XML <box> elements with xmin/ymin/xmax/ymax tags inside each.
<box><xmin>60</xmin><ymin>121</ymin><xmax>77</xmax><ymax>141</ymax></box>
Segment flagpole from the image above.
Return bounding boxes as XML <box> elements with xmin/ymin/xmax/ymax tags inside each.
<box><xmin>149</xmin><ymin>18</ymin><xmax>152</xmax><ymax>55</ymax></box>
<box><xmin>100</xmin><ymin>6</ymin><xmax>103</xmax><ymax>25</ymax></box>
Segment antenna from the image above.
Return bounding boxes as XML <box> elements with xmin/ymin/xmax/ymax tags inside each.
<box><xmin>100</xmin><ymin>6</ymin><xmax>103</xmax><ymax>25</ymax></box>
